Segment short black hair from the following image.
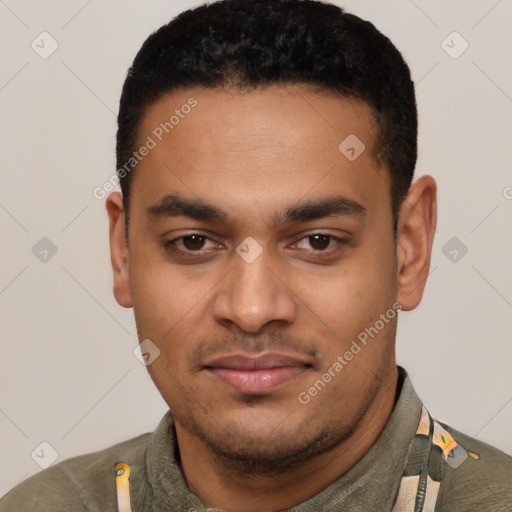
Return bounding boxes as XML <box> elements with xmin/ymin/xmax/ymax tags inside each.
<box><xmin>116</xmin><ymin>0</ymin><xmax>417</xmax><ymax>229</ymax></box>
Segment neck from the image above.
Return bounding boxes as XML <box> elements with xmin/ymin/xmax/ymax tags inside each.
<box><xmin>177</xmin><ymin>366</ymin><xmax>399</xmax><ymax>512</ymax></box>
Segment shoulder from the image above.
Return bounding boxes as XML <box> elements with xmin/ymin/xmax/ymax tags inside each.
<box><xmin>0</xmin><ymin>432</ymin><xmax>151</xmax><ymax>512</ymax></box>
<box><xmin>435</xmin><ymin>420</ymin><xmax>512</xmax><ymax>511</ymax></box>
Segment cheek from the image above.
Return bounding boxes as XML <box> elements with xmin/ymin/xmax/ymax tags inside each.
<box><xmin>128</xmin><ymin>247</ymin><xmax>191</xmax><ymax>342</ymax></box>
<box><xmin>128</xmin><ymin>247</ymin><xmax>219</xmax><ymax>375</ymax></box>
<box><xmin>303</xmin><ymin>245</ymin><xmax>396</xmax><ymax>323</ymax></box>
<box><xmin>295</xmin><ymin>241</ymin><xmax>397</xmax><ymax>368</ymax></box>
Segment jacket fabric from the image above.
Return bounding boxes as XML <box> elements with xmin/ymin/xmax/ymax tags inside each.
<box><xmin>1</xmin><ymin>367</ymin><xmax>511</xmax><ymax>511</ymax></box>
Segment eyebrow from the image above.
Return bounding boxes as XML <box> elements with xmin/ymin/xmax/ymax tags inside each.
<box><xmin>146</xmin><ymin>193</ymin><xmax>366</xmax><ymax>225</ymax></box>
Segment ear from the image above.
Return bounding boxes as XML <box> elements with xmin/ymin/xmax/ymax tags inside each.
<box><xmin>106</xmin><ymin>192</ymin><xmax>133</xmax><ymax>308</ymax></box>
<box><xmin>396</xmin><ymin>175</ymin><xmax>437</xmax><ymax>311</ymax></box>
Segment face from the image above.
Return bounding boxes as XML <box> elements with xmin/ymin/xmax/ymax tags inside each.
<box><xmin>109</xmin><ymin>84</ymin><xmax>414</xmax><ymax>468</ymax></box>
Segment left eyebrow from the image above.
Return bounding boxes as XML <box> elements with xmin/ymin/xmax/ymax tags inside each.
<box><xmin>272</xmin><ymin>196</ymin><xmax>367</xmax><ymax>224</ymax></box>
<box><xmin>146</xmin><ymin>193</ymin><xmax>366</xmax><ymax>225</ymax></box>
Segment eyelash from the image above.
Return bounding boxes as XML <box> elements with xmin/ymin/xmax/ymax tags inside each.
<box><xmin>162</xmin><ymin>232</ymin><xmax>348</xmax><ymax>259</ymax></box>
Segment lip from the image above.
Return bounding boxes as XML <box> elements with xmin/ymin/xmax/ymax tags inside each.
<box><xmin>204</xmin><ymin>352</ymin><xmax>311</xmax><ymax>394</ymax></box>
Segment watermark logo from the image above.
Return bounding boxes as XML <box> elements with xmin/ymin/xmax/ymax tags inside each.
<box><xmin>338</xmin><ymin>134</ymin><xmax>366</xmax><ymax>161</ymax></box>
<box><xmin>32</xmin><ymin>237</ymin><xmax>58</xmax><ymax>263</ymax></box>
<box><xmin>31</xmin><ymin>441</ymin><xmax>59</xmax><ymax>469</ymax></box>
<box><xmin>134</xmin><ymin>339</ymin><xmax>161</xmax><ymax>366</ymax></box>
<box><xmin>442</xmin><ymin>236</ymin><xmax>468</xmax><ymax>263</ymax></box>
<box><xmin>441</xmin><ymin>31</ymin><xmax>469</xmax><ymax>60</ymax></box>
<box><xmin>236</xmin><ymin>237</ymin><xmax>263</xmax><ymax>264</ymax></box>
<box><xmin>31</xmin><ymin>31</ymin><xmax>59</xmax><ymax>59</ymax></box>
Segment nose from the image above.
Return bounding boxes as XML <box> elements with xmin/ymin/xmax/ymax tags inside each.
<box><xmin>211</xmin><ymin>245</ymin><xmax>297</xmax><ymax>333</ymax></box>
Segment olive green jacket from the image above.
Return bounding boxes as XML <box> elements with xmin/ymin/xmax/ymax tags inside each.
<box><xmin>1</xmin><ymin>368</ymin><xmax>511</xmax><ymax>511</ymax></box>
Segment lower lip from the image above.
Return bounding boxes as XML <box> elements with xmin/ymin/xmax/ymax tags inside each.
<box><xmin>207</xmin><ymin>366</ymin><xmax>307</xmax><ymax>394</ymax></box>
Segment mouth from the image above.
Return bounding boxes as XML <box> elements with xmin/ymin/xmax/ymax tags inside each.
<box><xmin>203</xmin><ymin>352</ymin><xmax>313</xmax><ymax>394</ymax></box>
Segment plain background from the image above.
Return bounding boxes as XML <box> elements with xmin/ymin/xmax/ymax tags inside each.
<box><xmin>1</xmin><ymin>0</ymin><xmax>511</xmax><ymax>496</ymax></box>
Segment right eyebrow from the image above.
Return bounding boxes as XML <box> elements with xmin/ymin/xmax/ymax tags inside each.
<box><xmin>146</xmin><ymin>194</ymin><xmax>229</xmax><ymax>222</ymax></box>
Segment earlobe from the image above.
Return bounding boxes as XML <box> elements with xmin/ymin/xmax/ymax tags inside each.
<box><xmin>106</xmin><ymin>192</ymin><xmax>133</xmax><ymax>308</ymax></box>
<box><xmin>396</xmin><ymin>175</ymin><xmax>437</xmax><ymax>311</ymax></box>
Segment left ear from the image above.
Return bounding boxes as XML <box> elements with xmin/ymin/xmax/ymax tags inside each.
<box><xmin>396</xmin><ymin>175</ymin><xmax>437</xmax><ymax>311</ymax></box>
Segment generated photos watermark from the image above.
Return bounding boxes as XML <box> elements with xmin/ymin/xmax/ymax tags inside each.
<box><xmin>92</xmin><ymin>97</ymin><xmax>198</xmax><ymax>200</ymax></box>
<box><xmin>298</xmin><ymin>301</ymin><xmax>402</xmax><ymax>405</ymax></box>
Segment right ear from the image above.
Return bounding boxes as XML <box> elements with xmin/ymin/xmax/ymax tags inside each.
<box><xmin>105</xmin><ymin>192</ymin><xmax>133</xmax><ymax>308</ymax></box>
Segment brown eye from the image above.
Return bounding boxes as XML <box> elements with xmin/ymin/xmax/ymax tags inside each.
<box><xmin>163</xmin><ymin>233</ymin><xmax>220</xmax><ymax>258</ymax></box>
<box><xmin>293</xmin><ymin>233</ymin><xmax>348</xmax><ymax>256</ymax></box>
<box><xmin>182</xmin><ymin>235</ymin><xmax>207</xmax><ymax>251</ymax></box>
<box><xmin>308</xmin><ymin>234</ymin><xmax>331</xmax><ymax>250</ymax></box>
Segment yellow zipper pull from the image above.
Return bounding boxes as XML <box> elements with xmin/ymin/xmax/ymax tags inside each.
<box><xmin>114</xmin><ymin>462</ymin><xmax>133</xmax><ymax>512</ymax></box>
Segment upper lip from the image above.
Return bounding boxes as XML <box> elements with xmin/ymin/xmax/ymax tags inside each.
<box><xmin>204</xmin><ymin>352</ymin><xmax>312</xmax><ymax>370</ymax></box>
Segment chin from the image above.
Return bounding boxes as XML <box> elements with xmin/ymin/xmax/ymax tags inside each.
<box><xmin>205</xmin><ymin>424</ymin><xmax>349</xmax><ymax>476</ymax></box>
<box><xmin>179</xmin><ymin>404</ymin><xmax>352</xmax><ymax>475</ymax></box>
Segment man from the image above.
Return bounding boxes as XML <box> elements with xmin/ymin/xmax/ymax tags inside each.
<box><xmin>1</xmin><ymin>0</ymin><xmax>510</xmax><ymax>510</ymax></box>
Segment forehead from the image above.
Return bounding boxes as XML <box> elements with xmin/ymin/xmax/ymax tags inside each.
<box><xmin>130</xmin><ymin>85</ymin><xmax>388</xmax><ymax>223</ymax></box>
<box><xmin>138</xmin><ymin>84</ymin><xmax>378</xmax><ymax>155</ymax></box>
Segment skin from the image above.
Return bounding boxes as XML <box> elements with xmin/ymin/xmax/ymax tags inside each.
<box><xmin>106</xmin><ymin>84</ymin><xmax>437</xmax><ymax>511</ymax></box>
